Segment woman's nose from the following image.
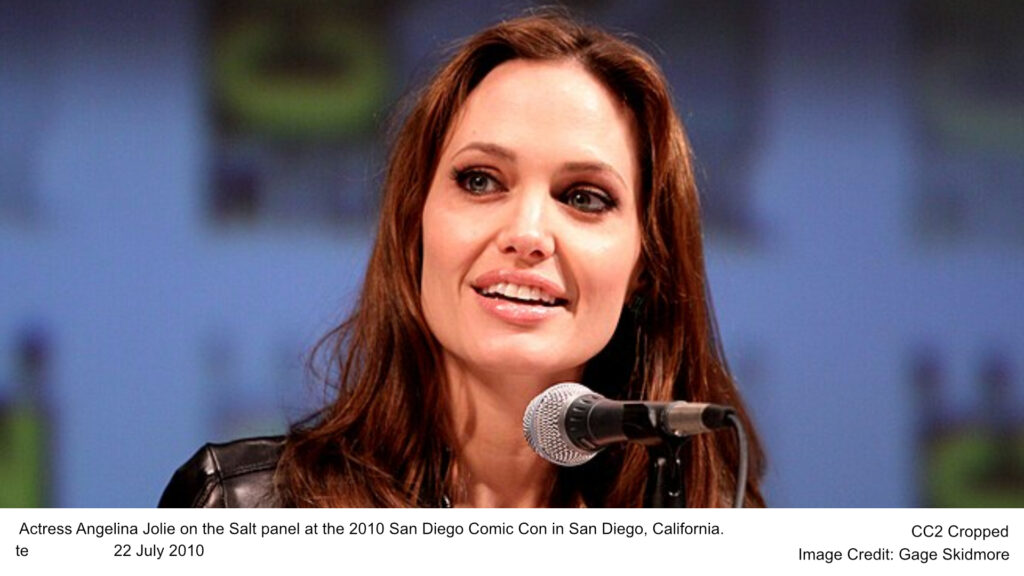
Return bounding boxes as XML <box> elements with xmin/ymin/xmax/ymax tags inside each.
<box><xmin>497</xmin><ymin>190</ymin><xmax>555</xmax><ymax>263</ymax></box>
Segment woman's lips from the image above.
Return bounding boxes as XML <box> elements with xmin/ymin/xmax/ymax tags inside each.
<box><xmin>472</xmin><ymin>270</ymin><xmax>568</xmax><ymax>302</ymax></box>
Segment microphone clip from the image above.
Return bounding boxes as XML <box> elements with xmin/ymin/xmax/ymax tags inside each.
<box><xmin>644</xmin><ymin>436</ymin><xmax>689</xmax><ymax>508</ymax></box>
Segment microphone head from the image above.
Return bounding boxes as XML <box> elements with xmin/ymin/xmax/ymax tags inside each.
<box><xmin>522</xmin><ymin>382</ymin><xmax>599</xmax><ymax>467</ymax></box>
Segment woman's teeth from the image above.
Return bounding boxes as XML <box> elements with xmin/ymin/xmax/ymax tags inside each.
<box><xmin>479</xmin><ymin>282</ymin><xmax>558</xmax><ymax>306</ymax></box>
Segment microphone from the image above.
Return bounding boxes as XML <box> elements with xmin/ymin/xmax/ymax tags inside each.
<box><xmin>522</xmin><ymin>382</ymin><xmax>735</xmax><ymax>467</ymax></box>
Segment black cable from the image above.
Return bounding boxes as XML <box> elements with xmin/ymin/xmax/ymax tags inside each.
<box><xmin>726</xmin><ymin>412</ymin><xmax>748</xmax><ymax>508</ymax></box>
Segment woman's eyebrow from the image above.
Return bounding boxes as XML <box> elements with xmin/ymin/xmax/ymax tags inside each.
<box><xmin>452</xmin><ymin>143</ymin><xmax>629</xmax><ymax>190</ymax></box>
<box><xmin>560</xmin><ymin>161</ymin><xmax>628</xmax><ymax>190</ymax></box>
<box><xmin>452</xmin><ymin>141</ymin><xmax>517</xmax><ymax>162</ymax></box>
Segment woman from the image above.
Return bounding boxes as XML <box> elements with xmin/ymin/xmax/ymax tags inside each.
<box><xmin>160</xmin><ymin>11</ymin><xmax>764</xmax><ymax>508</ymax></box>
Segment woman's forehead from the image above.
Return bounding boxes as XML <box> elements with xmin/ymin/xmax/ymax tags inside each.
<box><xmin>442</xmin><ymin>59</ymin><xmax>639</xmax><ymax>187</ymax></box>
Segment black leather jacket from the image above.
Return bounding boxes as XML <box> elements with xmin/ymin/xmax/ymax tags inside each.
<box><xmin>158</xmin><ymin>436</ymin><xmax>285</xmax><ymax>507</ymax></box>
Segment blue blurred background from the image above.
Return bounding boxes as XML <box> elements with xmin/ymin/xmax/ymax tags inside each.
<box><xmin>1</xmin><ymin>0</ymin><xmax>1022</xmax><ymax>507</ymax></box>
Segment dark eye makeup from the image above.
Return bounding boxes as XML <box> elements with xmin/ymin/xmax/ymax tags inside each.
<box><xmin>450</xmin><ymin>167</ymin><xmax>619</xmax><ymax>215</ymax></box>
<box><xmin>450</xmin><ymin>168</ymin><xmax>504</xmax><ymax>195</ymax></box>
<box><xmin>561</xmin><ymin>187</ymin><xmax>617</xmax><ymax>214</ymax></box>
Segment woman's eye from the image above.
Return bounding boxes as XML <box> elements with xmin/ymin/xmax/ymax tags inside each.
<box><xmin>454</xmin><ymin>170</ymin><xmax>502</xmax><ymax>195</ymax></box>
<box><xmin>564</xmin><ymin>188</ymin><xmax>615</xmax><ymax>214</ymax></box>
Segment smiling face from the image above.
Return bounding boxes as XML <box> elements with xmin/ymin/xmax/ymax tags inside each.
<box><xmin>420</xmin><ymin>58</ymin><xmax>642</xmax><ymax>386</ymax></box>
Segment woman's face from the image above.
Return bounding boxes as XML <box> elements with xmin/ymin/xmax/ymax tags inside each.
<box><xmin>420</xmin><ymin>59</ymin><xmax>642</xmax><ymax>384</ymax></box>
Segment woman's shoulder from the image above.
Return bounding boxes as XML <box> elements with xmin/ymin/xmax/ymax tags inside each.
<box><xmin>158</xmin><ymin>435</ymin><xmax>286</xmax><ymax>508</ymax></box>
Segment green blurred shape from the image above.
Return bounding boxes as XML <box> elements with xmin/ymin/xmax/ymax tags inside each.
<box><xmin>0</xmin><ymin>405</ymin><xmax>46</xmax><ymax>507</ymax></box>
<box><xmin>214</xmin><ymin>20</ymin><xmax>388</xmax><ymax>140</ymax></box>
<box><xmin>928</xmin><ymin>429</ymin><xmax>1024</xmax><ymax>507</ymax></box>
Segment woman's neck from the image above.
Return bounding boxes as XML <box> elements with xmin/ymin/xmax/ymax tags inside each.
<box><xmin>443</xmin><ymin>355</ymin><xmax>579</xmax><ymax>507</ymax></box>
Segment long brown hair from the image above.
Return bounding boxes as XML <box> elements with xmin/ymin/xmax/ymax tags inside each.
<box><xmin>277</xmin><ymin>11</ymin><xmax>765</xmax><ymax>507</ymax></box>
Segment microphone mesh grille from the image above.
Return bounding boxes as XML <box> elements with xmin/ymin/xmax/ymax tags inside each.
<box><xmin>522</xmin><ymin>382</ymin><xmax>598</xmax><ymax>467</ymax></box>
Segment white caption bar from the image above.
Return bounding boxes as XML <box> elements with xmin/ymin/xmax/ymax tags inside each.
<box><xmin>2</xmin><ymin>508</ymin><xmax>1020</xmax><ymax>575</ymax></box>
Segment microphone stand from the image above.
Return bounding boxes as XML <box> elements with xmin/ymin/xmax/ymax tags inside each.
<box><xmin>642</xmin><ymin>412</ymin><xmax>750</xmax><ymax>508</ymax></box>
<box><xmin>612</xmin><ymin>401</ymin><xmax>690</xmax><ymax>507</ymax></box>
<box><xmin>643</xmin><ymin>436</ymin><xmax>688</xmax><ymax>507</ymax></box>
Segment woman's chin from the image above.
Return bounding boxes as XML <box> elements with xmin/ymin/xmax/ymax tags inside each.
<box><xmin>461</xmin><ymin>350</ymin><xmax>583</xmax><ymax>385</ymax></box>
